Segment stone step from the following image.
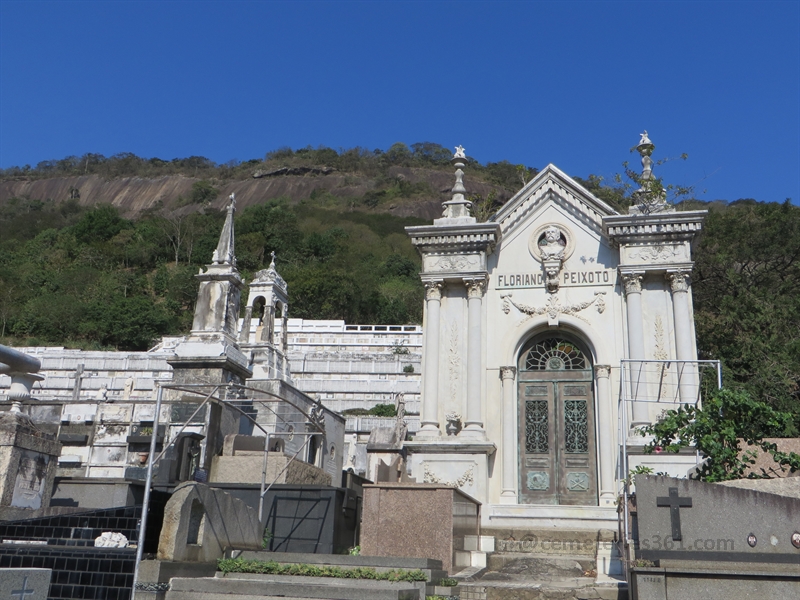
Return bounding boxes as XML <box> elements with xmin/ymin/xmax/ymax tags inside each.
<box><xmin>485</xmin><ymin>529</ymin><xmax>614</xmax><ymax>557</ymax></box>
<box><xmin>459</xmin><ymin>581</ymin><xmax>628</xmax><ymax>600</ymax></box>
<box><xmin>485</xmin><ymin>553</ymin><xmax>596</xmax><ymax>583</ymax></box>
<box><xmin>229</xmin><ymin>550</ymin><xmax>448</xmax><ymax>582</ymax></box>
<box><xmin>167</xmin><ymin>573</ymin><xmax>424</xmax><ymax>600</ymax></box>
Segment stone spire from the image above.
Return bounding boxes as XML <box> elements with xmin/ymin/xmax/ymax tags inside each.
<box><xmin>212</xmin><ymin>193</ymin><xmax>236</xmax><ymax>266</ymax></box>
<box><xmin>435</xmin><ymin>145</ymin><xmax>476</xmax><ymax>225</ymax></box>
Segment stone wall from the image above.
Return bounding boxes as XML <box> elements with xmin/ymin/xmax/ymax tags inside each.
<box><xmin>157</xmin><ymin>482</ymin><xmax>262</xmax><ymax>562</ymax></box>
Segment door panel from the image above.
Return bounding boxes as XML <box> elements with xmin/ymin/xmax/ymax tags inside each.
<box><xmin>518</xmin><ymin>376</ymin><xmax>598</xmax><ymax>506</ymax></box>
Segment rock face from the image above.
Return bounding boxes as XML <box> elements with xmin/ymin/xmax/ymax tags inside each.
<box><xmin>0</xmin><ymin>167</ymin><xmax>509</xmax><ymax>221</ymax></box>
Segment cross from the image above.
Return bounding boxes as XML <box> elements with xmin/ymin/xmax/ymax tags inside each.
<box><xmin>656</xmin><ymin>487</ymin><xmax>692</xmax><ymax>541</ymax></box>
<box><xmin>12</xmin><ymin>576</ymin><xmax>35</xmax><ymax>600</ymax></box>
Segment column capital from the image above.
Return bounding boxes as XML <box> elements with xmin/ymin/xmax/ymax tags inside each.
<box><xmin>464</xmin><ymin>277</ymin><xmax>487</xmax><ymax>299</ymax></box>
<box><xmin>500</xmin><ymin>366</ymin><xmax>517</xmax><ymax>381</ymax></box>
<box><xmin>666</xmin><ymin>270</ymin><xmax>691</xmax><ymax>293</ymax></box>
<box><xmin>424</xmin><ymin>280</ymin><xmax>444</xmax><ymax>300</ymax></box>
<box><xmin>621</xmin><ymin>272</ymin><xmax>643</xmax><ymax>295</ymax></box>
<box><xmin>594</xmin><ymin>364</ymin><xmax>611</xmax><ymax>379</ymax></box>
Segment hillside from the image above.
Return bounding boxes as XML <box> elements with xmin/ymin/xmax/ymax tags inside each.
<box><xmin>1</xmin><ymin>146</ymin><xmax>797</xmax><ymax>431</ymax></box>
<box><xmin>0</xmin><ymin>144</ymin><xmax>536</xmax><ymax>221</ymax></box>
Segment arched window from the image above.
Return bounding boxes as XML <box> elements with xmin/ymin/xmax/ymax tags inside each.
<box><xmin>521</xmin><ymin>337</ymin><xmax>590</xmax><ymax>371</ymax></box>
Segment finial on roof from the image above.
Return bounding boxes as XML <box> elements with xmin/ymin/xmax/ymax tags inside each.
<box><xmin>635</xmin><ymin>131</ymin><xmax>655</xmax><ymax>181</ymax></box>
<box><xmin>630</xmin><ymin>131</ymin><xmax>671</xmax><ymax>215</ymax></box>
<box><xmin>437</xmin><ymin>145</ymin><xmax>474</xmax><ymax>221</ymax></box>
<box><xmin>269</xmin><ymin>250</ymin><xmax>276</xmax><ymax>269</ymax></box>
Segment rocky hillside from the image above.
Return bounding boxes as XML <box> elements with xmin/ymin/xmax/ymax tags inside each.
<box><xmin>0</xmin><ymin>144</ymin><xmax>528</xmax><ymax>220</ymax></box>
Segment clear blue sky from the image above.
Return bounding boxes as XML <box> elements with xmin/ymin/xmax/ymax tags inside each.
<box><xmin>1</xmin><ymin>0</ymin><xmax>798</xmax><ymax>204</ymax></box>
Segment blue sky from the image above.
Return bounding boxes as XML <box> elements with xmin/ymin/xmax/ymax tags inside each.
<box><xmin>1</xmin><ymin>0</ymin><xmax>798</xmax><ymax>204</ymax></box>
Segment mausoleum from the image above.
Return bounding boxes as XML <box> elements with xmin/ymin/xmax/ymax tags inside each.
<box><xmin>404</xmin><ymin>136</ymin><xmax>710</xmax><ymax>532</ymax></box>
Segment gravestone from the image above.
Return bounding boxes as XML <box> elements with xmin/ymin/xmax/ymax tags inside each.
<box><xmin>0</xmin><ymin>413</ymin><xmax>61</xmax><ymax>513</ymax></box>
<box><xmin>630</xmin><ymin>475</ymin><xmax>800</xmax><ymax>599</ymax></box>
<box><xmin>0</xmin><ymin>569</ymin><xmax>51</xmax><ymax>600</ymax></box>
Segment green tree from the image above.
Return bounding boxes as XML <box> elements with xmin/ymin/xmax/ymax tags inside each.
<box><xmin>641</xmin><ymin>388</ymin><xmax>800</xmax><ymax>482</ymax></box>
<box><xmin>692</xmin><ymin>200</ymin><xmax>800</xmax><ymax>425</ymax></box>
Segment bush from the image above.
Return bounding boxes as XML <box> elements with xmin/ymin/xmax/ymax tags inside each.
<box><xmin>369</xmin><ymin>403</ymin><xmax>397</xmax><ymax>417</ymax></box>
<box><xmin>216</xmin><ymin>558</ymin><xmax>427</xmax><ymax>582</ymax></box>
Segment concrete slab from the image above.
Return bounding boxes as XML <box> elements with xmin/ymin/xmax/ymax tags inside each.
<box><xmin>168</xmin><ymin>573</ymin><xmax>423</xmax><ymax>600</ymax></box>
<box><xmin>0</xmin><ymin>568</ymin><xmax>51</xmax><ymax>600</ymax></box>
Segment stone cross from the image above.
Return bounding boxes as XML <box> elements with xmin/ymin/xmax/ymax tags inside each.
<box><xmin>656</xmin><ymin>486</ymin><xmax>692</xmax><ymax>541</ymax></box>
<box><xmin>12</xmin><ymin>576</ymin><xmax>34</xmax><ymax>600</ymax></box>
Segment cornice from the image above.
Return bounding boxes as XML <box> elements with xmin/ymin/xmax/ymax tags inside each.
<box><xmin>603</xmin><ymin>210</ymin><xmax>707</xmax><ymax>243</ymax></box>
<box><xmin>405</xmin><ymin>222</ymin><xmax>500</xmax><ymax>253</ymax></box>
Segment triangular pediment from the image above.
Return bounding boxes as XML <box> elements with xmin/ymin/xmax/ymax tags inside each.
<box><xmin>492</xmin><ymin>164</ymin><xmax>618</xmax><ymax>238</ymax></box>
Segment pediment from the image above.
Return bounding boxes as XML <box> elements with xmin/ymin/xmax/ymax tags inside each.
<box><xmin>492</xmin><ymin>164</ymin><xmax>618</xmax><ymax>238</ymax></box>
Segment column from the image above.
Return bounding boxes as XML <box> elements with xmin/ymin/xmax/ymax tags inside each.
<box><xmin>462</xmin><ymin>278</ymin><xmax>486</xmax><ymax>437</ymax></box>
<box><xmin>622</xmin><ymin>272</ymin><xmax>649</xmax><ymax>427</ymax></box>
<box><xmin>281</xmin><ymin>304</ymin><xmax>289</xmax><ymax>377</ymax></box>
<box><xmin>667</xmin><ymin>271</ymin><xmax>697</xmax><ymax>403</ymax></box>
<box><xmin>418</xmin><ymin>281</ymin><xmax>443</xmax><ymax>437</ymax></box>
<box><xmin>239</xmin><ymin>306</ymin><xmax>253</xmax><ymax>343</ymax></box>
<box><xmin>594</xmin><ymin>365</ymin><xmax>616</xmax><ymax>505</ymax></box>
<box><xmin>260</xmin><ymin>303</ymin><xmax>275</xmax><ymax>343</ymax></box>
<box><xmin>499</xmin><ymin>366</ymin><xmax>517</xmax><ymax>502</ymax></box>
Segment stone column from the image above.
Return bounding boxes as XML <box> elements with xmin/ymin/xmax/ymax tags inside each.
<box><xmin>260</xmin><ymin>304</ymin><xmax>275</xmax><ymax>343</ymax></box>
<box><xmin>667</xmin><ymin>271</ymin><xmax>697</xmax><ymax>403</ymax></box>
<box><xmin>499</xmin><ymin>366</ymin><xmax>517</xmax><ymax>502</ymax></box>
<box><xmin>239</xmin><ymin>305</ymin><xmax>253</xmax><ymax>343</ymax></box>
<box><xmin>462</xmin><ymin>278</ymin><xmax>486</xmax><ymax>438</ymax></box>
<box><xmin>594</xmin><ymin>365</ymin><xmax>616</xmax><ymax>505</ymax></box>
<box><xmin>418</xmin><ymin>281</ymin><xmax>443</xmax><ymax>437</ymax></box>
<box><xmin>622</xmin><ymin>273</ymin><xmax>648</xmax><ymax>427</ymax></box>
<box><xmin>281</xmin><ymin>304</ymin><xmax>289</xmax><ymax>377</ymax></box>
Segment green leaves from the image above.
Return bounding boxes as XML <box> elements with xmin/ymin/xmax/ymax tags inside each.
<box><xmin>642</xmin><ymin>388</ymin><xmax>800</xmax><ymax>481</ymax></box>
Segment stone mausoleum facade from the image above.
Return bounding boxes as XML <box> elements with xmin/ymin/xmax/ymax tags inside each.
<box><xmin>404</xmin><ymin>139</ymin><xmax>708</xmax><ymax>531</ymax></box>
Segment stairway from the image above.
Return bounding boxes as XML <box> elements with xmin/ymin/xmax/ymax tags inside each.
<box><xmin>457</xmin><ymin>531</ymin><xmax>628</xmax><ymax>600</ymax></box>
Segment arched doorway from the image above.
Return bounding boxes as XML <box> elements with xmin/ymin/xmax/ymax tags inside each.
<box><xmin>517</xmin><ymin>334</ymin><xmax>598</xmax><ymax>506</ymax></box>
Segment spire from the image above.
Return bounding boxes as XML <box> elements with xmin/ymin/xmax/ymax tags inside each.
<box><xmin>212</xmin><ymin>193</ymin><xmax>236</xmax><ymax>266</ymax></box>
<box><xmin>436</xmin><ymin>145</ymin><xmax>476</xmax><ymax>223</ymax></box>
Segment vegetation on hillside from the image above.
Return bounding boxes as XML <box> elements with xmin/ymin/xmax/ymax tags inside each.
<box><xmin>0</xmin><ymin>142</ymin><xmax>537</xmax><ymax>196</ymax></box>
<box><xmin>0</xmin><ymin>146</ymin><xmax>797</xmax><ymax>436</ymax></box>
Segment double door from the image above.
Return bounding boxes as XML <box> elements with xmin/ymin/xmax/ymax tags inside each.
<box><xmin>518</xmin><ymin>372</ymin><xmax>598</xmax><ymax>505</ymax></box>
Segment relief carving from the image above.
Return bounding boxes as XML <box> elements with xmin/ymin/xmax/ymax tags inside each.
<box><xmin>448</xmin><ymin>321</ymin><xmax>460</xmax><ymax>403</ymax></box>
<box><xmin>428</xmin><ymin>254</ymin><xmax>479</xmax><ymax>272</ymax></box>
<box><xmin>667</xmin><ymin>271</ymin><xmax>691</xmax><ymax>293</ymax></box>
<box><xmin>628</xmin><ymin>244</ymin><xmax>685</xmax><ymax>263</ymax></box>
<box><xmin>425</xmin><ymin>281</ymin><xmax>443</xmax><ymax>301</ymax></box>
<box><xmin>621</xmin><ymin>273</ymin><xmax>643</xmax><ymax>295</ymax></box>
<box><xmin>465</xmin><ymin>278</ymin><xmax>487</xmax><ymax>299</ymax></box>
<box><xmin>501</xmin><ymin>291</ymin><xmax>606</xmax><ymax>325</ymax></box>
<box><xmin>500</xmin><ymin>366</ymin><xmax>517</xmax><ymax>381</ymax></box>
<box><xmin>654</xmin><ymin>315</ymin><xmax>669</xmax><ymax>400</ymax></box>
<box><xmin>423</xmin><ymin>462</ymin><xmax>475</xmax><ymax>488</ymax></box>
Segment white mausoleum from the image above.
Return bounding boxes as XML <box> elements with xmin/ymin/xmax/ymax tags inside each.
<box><xmin>405</xmin><ymin>139</ymin><xmax>708</xmax><ymax>530</ymax></box>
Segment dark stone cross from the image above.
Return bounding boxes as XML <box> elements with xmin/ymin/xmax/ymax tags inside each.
<box><xmin>656</xmin><ymin>486</ymin><xmax>693</xmax><ymax>541</ymax></box>
<box><xmin>11</xmin><ymin>576</ymin><xmax>35</xmax><ymax>600</ymax></box>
